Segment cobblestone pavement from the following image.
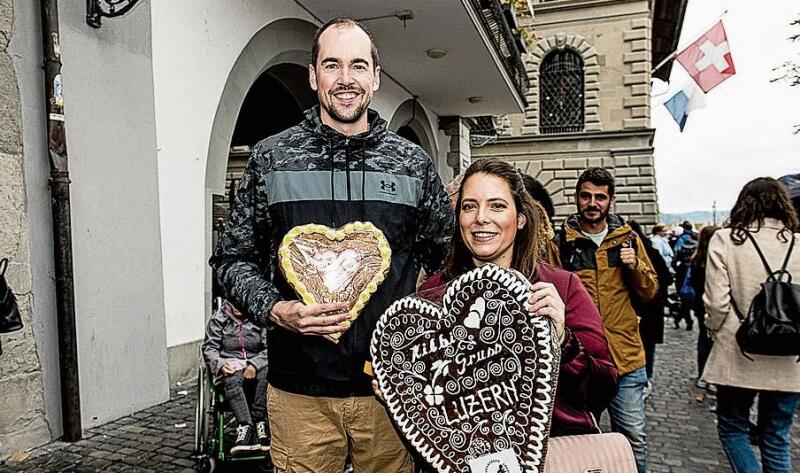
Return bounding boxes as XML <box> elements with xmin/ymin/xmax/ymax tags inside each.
<box><xmin>2</xmin><ymin>324</ymin><xmax>798</xmax><ymax>472</ymax></box>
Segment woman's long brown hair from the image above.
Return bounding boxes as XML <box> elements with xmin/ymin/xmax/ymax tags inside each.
<box><xmin>443</xmin><ymin>158</ymin><xmax>542</xmax><ymax>282</ymax></box>
<box><xmin>727</xmin><ymin>177</ymin><xmax>799</xmax><ymax>244</ymax></box>
<box><xmin>690</xmin><ymin>225</ymin><xmax>719</xmax><ymax>268</ymax></box>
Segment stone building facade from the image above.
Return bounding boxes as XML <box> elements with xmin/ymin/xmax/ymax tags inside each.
<box><xmin>0</xmin><ymin>0</ymin><xmax>52</xmax><ymax>453</ymax></box>
<box><xmin>473</xmin><ymin>0</ymin><xmax>687</xmax><ymax>227</ymax></box>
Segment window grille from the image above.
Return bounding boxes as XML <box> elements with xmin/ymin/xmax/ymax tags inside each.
<box><xmin>539</xmin><ymin>50</ymin><xmax>584</xmax><ymax>134</ymax></box>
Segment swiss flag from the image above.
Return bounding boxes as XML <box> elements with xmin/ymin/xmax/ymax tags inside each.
<box><xmin>675</xmin><ymin>21</ymin><xmax>736</xmax><ymax>93</ymax></box>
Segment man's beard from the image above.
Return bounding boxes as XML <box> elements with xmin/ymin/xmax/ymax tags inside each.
<box><xmin>579</xmin><ymin>206</ymin><xmax>609</xmax><ymax>224</ymax></box>
<box><xmin>323</xmin><ymin>88</ymin><xmax>369</xmax><ymax>124</ymax></box>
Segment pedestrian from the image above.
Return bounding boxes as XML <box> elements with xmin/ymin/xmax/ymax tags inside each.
<box><xmin>629</xmin><ymin>220</ymin><xmax>673</xmax><ymax>393</ymax></box>
<box><xmin>673</xmin><ymin>220</ymin><xmax>696</xmax><ymax>253</ymax></box>
<box><xmin>553</xmin><ymin>167</ymin><xmax>659</xmax><ymax>472</ymax></box>
<box><xmin>672</xmin><ymin>229</ymin><xmax>697</xmax><ymax>330</ymax></box>
<box><xmin>522</xmin><ymin>174</ymin><xmax>559</xmax><ymax>265</ymax></box>
<box><xmin>373</xmin><ymin>158</ymin><xmax>619</xmax><ymax>463</ymax></box>
<box><xmin>522</xmin><ymin>174</ymin><xmax>556</xmax><ymax>229</ymax></box>
<box><xmin>648</xmin><ymin>224</ymin><xmax>673</xmax><ymax>268</ymax></box>
<box><xmin>202</xmin><ymin>300</ymin><xmax>270</xmax><ymax>454</ymax></box>
<box><xmin>210</xmin><ymin>17</ymin><xmax>453</xmax><ymax>473</ymax></box>
<box><xmin>702</xmin><ymin>177</ymin><xmax>800</xmax><ymax>473</ymax></box>
<box><xmin>688</xmin><ymin>225</ymin><xmax>719</xmax><ymax>391</ymax></box>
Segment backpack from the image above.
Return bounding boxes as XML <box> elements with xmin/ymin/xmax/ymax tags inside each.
<box><xmin>733</xmin><ymin>232</ymin><xmax>800</xmax><ymax>360</ymax></box>
<box><xmin>678</xmin><ymin>266</ymin><xmax>695</xmax><ymax>304</ymax></box>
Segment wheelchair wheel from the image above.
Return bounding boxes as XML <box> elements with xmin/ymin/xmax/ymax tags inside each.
<box><xmin>196</xmin><ymin>455</ymin><xmax>216</xmax><ymax>473</ymax></box>
<box><xmin>194</xmin><ymin>366</ymin><xmax>211</xmax><ymax>455</ymax></box>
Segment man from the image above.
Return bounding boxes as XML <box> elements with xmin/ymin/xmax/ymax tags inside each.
<box><xmin>553</xmin><ymin>167</ymin><xmax>658</xmax><ymax>472</ymax></box>
<box><xmin>648</xmin><ymin>224</ymin><xmax>673</xmax><ymax>268</ymax></box>
<box><xmin>673</xmin><ymin>220</ymin><xmax>696</xmax><ymax>253</ymax></box>
<box><xmin>210</xmin><ymin>18</ymin><xmax>452</xmax><ymax>473</ymax></box>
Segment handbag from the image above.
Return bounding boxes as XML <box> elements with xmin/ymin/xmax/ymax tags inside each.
<box><xmin>733</xmin><ymin>232</ymin><xmax>800</xmax><ymax>360</ymax></box>
<box><xmin>544</xmin><ymin>432</ymin><xmax>637</xmax><ymax>472</ymax></box>
<box><xmin>0</xmin><ymin>258</ymin><xmax>23</xmax><ymax>334</ymax></box>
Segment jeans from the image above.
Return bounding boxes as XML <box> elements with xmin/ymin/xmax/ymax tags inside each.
<box><xmin>716</xmin><ymin>386</ymin><xmax>800</xmax><ymax>473</ymax></box>
<box><xmin>607</xmin><ymin>367</ymin><xmax>648</xmax><ymax>472</ymax></box>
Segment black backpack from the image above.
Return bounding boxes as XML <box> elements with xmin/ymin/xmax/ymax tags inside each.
<box><xmin>733</xmin><ymin>232</ymin><xmax>800</xmax><ymax>360</ymax></box>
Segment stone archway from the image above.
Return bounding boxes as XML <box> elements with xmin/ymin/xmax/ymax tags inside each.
<box><xmin>521</xmin><ymin>32</ymin><xmax>602</xmax><ymax>134</ymax></box>
<box><xmin>204</xmin><ymin>17</ymin><xmax>318</xmax><ymax>310</ymax></box>
<box><xmin>388</xmin><ymin>99</ymin><xmax>437</xmax><ymax>159</ymax></box>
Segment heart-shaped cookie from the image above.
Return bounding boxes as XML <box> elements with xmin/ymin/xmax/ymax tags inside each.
<box><xmin>371</xmin><ymin>264</ymin><xmax>560</xmax><ymax>473</ymax></box>
<box><xmin>278</xmin><ymin>221</ymin><xmax>391</xmax><ymax>342</ymax></box>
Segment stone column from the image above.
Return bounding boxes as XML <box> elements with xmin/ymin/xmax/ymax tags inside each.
<box><xmin>440</xmin><ymin>116</ymin><xmax>472</xmax><ymax>175</ymax></box>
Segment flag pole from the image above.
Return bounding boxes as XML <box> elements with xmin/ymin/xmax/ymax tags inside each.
<box><xmin>650</xmin><ymin>9</ymin><xmax>729</xmax><ymax>76</ymax></box>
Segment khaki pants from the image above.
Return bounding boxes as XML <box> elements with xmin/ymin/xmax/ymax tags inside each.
<box><xmin>267</xmin><ymin>385</ymin><xmax>414</xmax><ymax>473</ymax></box>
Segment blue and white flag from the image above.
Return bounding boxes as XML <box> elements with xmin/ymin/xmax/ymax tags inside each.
<box><xmin>664</xmin><ymin>81</ymin><xmax>706</xmax><ymax>131</ymax></box>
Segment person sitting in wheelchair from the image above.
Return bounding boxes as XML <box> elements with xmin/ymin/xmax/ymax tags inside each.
<box><xmin>202</xmin><ymin>300</ymin><xmax>270</xmax><ymax>455</ymax></box>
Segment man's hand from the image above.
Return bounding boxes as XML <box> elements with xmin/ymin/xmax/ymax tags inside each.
<box><xmin>620</xmin><ymin>247</ymin><xmax>638</xmax><ymax>270</ymax></box>
<box><xmin>220</xmin><ymin>363</ymin><xmax>235</xmax><ymax>376</ymax></box>
<box><xmin>269</xmin><ymin>300</ymin><xmax>350</xmax><ymax>336</ymax></box>
<box><xmin>244</xmin><ymin>364</ymin><xmax>256</xmax><ymax>380</ymax></box>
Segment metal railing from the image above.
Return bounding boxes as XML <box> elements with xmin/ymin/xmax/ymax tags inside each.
<box><xmin>466</xmin><ymin>0</ymin><xmax>530</xmax><ymax>101</ymax></box>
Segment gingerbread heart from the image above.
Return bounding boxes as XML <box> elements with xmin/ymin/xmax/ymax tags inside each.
<box><xmin>371</xmin><ymin>264</ymin><xmax>560</xmax><ymax>473</ymax></box>
<box><xmin>278</xmin><ymin>221</ymin><xmax>391</xmax><ymax>342</ymax></box>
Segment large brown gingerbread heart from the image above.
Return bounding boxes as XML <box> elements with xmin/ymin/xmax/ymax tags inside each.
<box><xmin>371</xmin><ymin>264</ymin><xmax>560</xmax><ymax>473</ymax></box>
<box><xmin>278</xmin><ymin>221</ymin><xmax>391</xmax><ymax>342</ymax></box>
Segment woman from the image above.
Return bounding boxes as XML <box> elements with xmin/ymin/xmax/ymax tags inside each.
<box><xmin>702</xmin><ymin>177</ymin><xmax>800</xmax><ymax>473</ymax></box>
<box><xmin>628</xmin><ymin>220</ymin><xmax>673</xmax><ymax>388</ymax></box>
<box><xmin>377</xmin><ymin>158</ymin><xmax>619</xmax><ymax>438</ymax></box>
<box><xmin>689</xmin><ymin>225</ymin><xmax>719</xmax><ymax>390</ymax></box>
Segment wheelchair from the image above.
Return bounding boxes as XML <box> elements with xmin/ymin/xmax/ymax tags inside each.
<box><xmin>193</xmin><ymin>362</ymin><xmax>273</xmax><ymax>472</ymax></box>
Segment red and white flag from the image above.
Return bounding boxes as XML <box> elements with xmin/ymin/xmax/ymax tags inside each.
<box><xmin>675</xmin><ymin>20</ymin><xmax>736</xmax><ymax>93</ymax></box>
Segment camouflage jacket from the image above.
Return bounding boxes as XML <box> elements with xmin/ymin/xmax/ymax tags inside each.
<box><xmin>210</xmin><ymin>106</ymin><xmax>453</xmax><ymax>397</ymax></box>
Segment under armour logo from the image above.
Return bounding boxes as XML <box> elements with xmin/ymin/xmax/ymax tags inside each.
<box><xmin>379</xmin><ymin>180</ymin><xmax>397</xmax><ymax>195</ymax></box>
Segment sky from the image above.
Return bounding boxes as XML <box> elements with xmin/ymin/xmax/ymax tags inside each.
<box><xmin>652</xmin><ymin>0</ymin><xmax>800</xmax><ymax>213</ymax></box>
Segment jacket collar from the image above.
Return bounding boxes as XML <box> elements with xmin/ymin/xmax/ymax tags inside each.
<box><xmin>751</xmin><ymin>218</ymin><xmax>790</xmax><ymax>231</ymax></box>
<box><xmin>301</xmin><ymin>105</ymin><xmax>387</xmax><ymax>145</ymax></box>
<box><xmin>563</xmin><ymin>212</ymin><xmax>630</xmax><ymax>243</ymax></box>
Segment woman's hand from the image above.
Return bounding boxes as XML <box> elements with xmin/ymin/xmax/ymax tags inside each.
<box><xmin>527</xmin><ymin>282</ymin><xmax>566</xmax><ymax>344</ymax></box>
<box><xmin>220</xmin><ymin>363</ymin><xmax>235</xmax><ymax>376</ymax></box>
<box><xmin>371</xmin><ymin>379</ymin><xmax>385</xmax><ymax>403</ymax></box>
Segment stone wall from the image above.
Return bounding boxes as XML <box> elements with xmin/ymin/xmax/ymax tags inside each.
<box><xmin>472</xmin><ymin>130</ymin><xmax>658</xmax><ymax>226</ymax></box>
<box><xmin>0</xmin><ymin>0</ymin><xmax>52</xmax><ymax>456</ymax></box>
<box><xmin>478</xmin><ymin>0</ymin><xmax>660</xmax><ymax>226</ymax></box>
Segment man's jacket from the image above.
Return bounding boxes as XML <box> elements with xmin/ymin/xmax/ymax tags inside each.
<box><xmin>553</xmin><ymin>213</ymin><xmax>659</xmax><ymax>374</ymax></box>
<box><xmin>202</xmin><ymin>301</ymin><xmax>268</xmax><ymax>385</ymax></box>
<box><xmin>210</xmin><ymin>106</ymin><xmax>453</xmax><ymax>397</ymax></box>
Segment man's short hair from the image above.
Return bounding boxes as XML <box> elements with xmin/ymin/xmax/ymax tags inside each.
<box><xmin>651</xmin><ymin>224</ymin><xmax>665</xmax><ymax>235</ymax></box>
<box><xmin>310</xmin><ymin>18</ymin><xmax>380</xmax><ymax>69</ymax></box>
<box><xmin>681</xmin><ymin>220</ymin><xmax>693</xmax><ymax>231</ymax></box>
<box><xmin>576</xmin><ymin>167</ymin><xmax>615</xmax><ymax>197</ymax></box>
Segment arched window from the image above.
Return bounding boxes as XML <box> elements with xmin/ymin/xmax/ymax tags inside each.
<box><xmin>539</xmin><ymin>50</ymin><xmax>584</xmax><ymax>134</ymax></box>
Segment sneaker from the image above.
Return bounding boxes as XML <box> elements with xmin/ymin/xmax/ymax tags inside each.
<box><xmin>255</xmin><ymin>420</ymin><xmax>271</xmax><ymax>451</ymax></box>
<box><xmin>231</xmin><ymin>424</ymin><xmax>260</xmax><ymax>455</ymax></box>
<box><xmin>706</xmin><ymin>383</ymin><xmax>717</xmax><ymax>394</ymax></box>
